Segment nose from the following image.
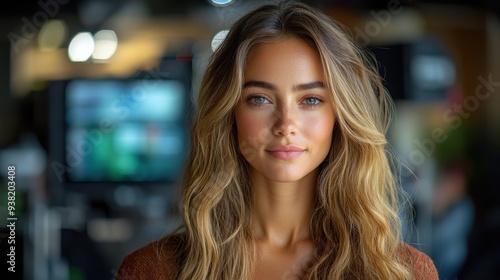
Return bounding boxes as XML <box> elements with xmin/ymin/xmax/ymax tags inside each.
<box><xmin>272</xmin><ymin>104</ymin><xmax>297</xmax><ymax>136</ymax></box>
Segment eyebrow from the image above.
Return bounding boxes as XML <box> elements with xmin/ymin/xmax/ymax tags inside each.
<box><xmin>243</xmin><ymin>80</ymin><xmax>324</xmax><ymax>92</ymax></box>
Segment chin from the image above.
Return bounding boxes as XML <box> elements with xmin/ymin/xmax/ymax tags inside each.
<box><xmin>262</xmin><ymin>170</ymin><xmax>310</xmax><ymax>183</ymax></box>
<box><xmin>268</xmin><ymin>176</ymin><xmax>304</xmax><ymax>183</ymax></box>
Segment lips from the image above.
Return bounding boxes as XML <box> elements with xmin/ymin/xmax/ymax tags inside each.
<box><xmin>266</xmin><ymin>145</ymin><xmax>305</xmax><ymax>160</ymax></box>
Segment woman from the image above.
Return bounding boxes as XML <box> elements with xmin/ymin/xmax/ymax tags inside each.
<box><xmin>117</xmin><ymin>2</ymin><xmax>438</xmax><ymax>279</ymax></box>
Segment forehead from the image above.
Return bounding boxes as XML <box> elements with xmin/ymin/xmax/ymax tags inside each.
<box><xmin>243</xmin><ymin>37</ymin><xmax>324</xmax><ymax>83</ymax></box>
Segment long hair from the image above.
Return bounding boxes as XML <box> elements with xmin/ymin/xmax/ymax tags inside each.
<box><xmin>178</xmin><ymin>2</ymin><xmax>413</xmax><ymax>279</ymax></box>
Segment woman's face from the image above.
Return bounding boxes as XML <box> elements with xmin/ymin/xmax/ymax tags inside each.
<box><xmin>234</xmin><ymin>37</ymin><xmax>335</xmax><ymax>183</ymax></box>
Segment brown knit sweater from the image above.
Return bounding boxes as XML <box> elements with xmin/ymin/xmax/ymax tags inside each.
<box><xmin>116</xmin><ymin>234</ymin><xmax>438</xmax><ymax>279</ymax></box>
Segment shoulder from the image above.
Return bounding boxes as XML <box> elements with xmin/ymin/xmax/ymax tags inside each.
<box><xmin>115</xmin><ymin>233</ymin><xmax>187</xmax><ymax>280</ymax></box>
<box><xmin>398</xmin><ymin>243</ymin><xmax>439</xmax><ymax>280</ymax></box>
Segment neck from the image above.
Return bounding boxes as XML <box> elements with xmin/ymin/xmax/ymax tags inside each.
<box><xmin>250</xmin><ymin>168</ymin><xmax>318</xmax><ymax>248</ymax></box>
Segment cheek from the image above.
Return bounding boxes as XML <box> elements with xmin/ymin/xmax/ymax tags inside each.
<box><xmin>236</xmin><ymin>116</ymin><xmax>268</xmax><ymax>164</ymax></box>
<box><xmin>235</xmin><ymin>110</ymin><xmax>271</xmax><ymax>152</ymax></box>
<box><xmin>236</xmin><ymin>114</ymin><xmax>260</xmax><ymax>140</ymax></box>
<box><xmin>303</xmin><ymin>114</ymin><xmax>334</xmax><ymax>147</ymax></box>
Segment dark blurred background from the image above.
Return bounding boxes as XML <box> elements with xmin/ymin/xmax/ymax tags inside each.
<box><xmin>0</xmin><ymin>0</ymin><xmax>499</xmax><ymax>279</ymax></box>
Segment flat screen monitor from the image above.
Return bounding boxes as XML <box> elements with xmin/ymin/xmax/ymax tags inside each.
<box><xmin>64</xmin><ymin>79</ymin><xmax>188</xmax><ymax>182</ymax></box>
<box><xmin>48</xmin><ymin>59</ymin><xmax>192</xmax><ymax>199</ymax></box>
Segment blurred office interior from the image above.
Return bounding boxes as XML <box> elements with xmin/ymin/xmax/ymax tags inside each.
<box><xmin>0</xmin><ymin>0</ymin><xmax>499</xmax><ymax>279</ymax></box>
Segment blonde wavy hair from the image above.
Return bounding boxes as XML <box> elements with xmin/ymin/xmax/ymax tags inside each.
<box><xmin>177</xmin><ymin>1</ymin><xmax>413</xmax><ymax>279</ymax></box>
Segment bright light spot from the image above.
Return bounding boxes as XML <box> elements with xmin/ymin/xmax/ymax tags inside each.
<box><xmin>211</xmin><ymin>30</ymin><xmax>229</xmax><ymax>52</ymax></box>
<box><xmin>68</xmin><ymin>32</ymin><xmax>95</xmax><ymax>62</ymax></box>
<box><xmin>38</xmin><ymin>20</ymin><xmax>68</xmax><ymax>51</ymax></box>
<box><xmin>209</xmin><ymin>0</ymin><xmax>234</xmax><ymax>6</ymax></box>
<box><xmin>92</xmin><ymin>30</ymin><xmax>118</xmax><ymax>61</ymax></box>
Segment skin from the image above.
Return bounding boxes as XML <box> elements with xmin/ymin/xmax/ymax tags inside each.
<box><xmin>234</xmin><ymin>36</ymin><xmax>335</xmax><ymax>279</ymax></box>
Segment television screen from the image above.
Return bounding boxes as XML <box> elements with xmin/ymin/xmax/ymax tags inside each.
<box><xmin>64</xmin><ymin>79</ymin><xmax>189</xmax><ymax>183</ymax></box>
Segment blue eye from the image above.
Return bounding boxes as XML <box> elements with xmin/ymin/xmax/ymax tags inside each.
<box><xmin>248</xmin><ymin>96</ymin><xmax>269</xmax><ymax>106</ymax></box>
<box><xmin>303</xmin><ymin>97</ymin><xmax>322</xmax><ymax>106</ymax></box>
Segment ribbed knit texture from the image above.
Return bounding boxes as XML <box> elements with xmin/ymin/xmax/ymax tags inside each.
<box><xmin>116</xmin><ymin>234</ymin><xmax>439</xmax><ymax>280</ymax></box>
